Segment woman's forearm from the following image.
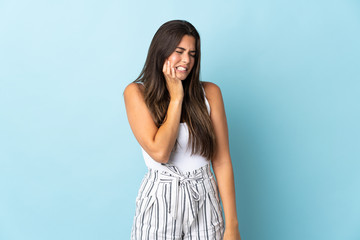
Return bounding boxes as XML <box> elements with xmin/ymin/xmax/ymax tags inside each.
<box><xmin>212</xmin><ymin>159</ymin><xmax>239</xmax><ymax>227</ymax></box>
<box><xmin>152</xmin><ymin>99</ymin><xmax>183</xmax><ymax>163</ymax></box>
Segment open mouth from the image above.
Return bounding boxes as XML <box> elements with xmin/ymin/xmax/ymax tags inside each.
<box><xmin>176</xmin><ymin>66</ymin><xmax>187</xmax><ymax>72</ymax></box>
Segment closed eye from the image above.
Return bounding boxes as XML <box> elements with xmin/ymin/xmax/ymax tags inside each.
<box><xmin>176</xmin><ymin>51</ymin><xmax>196</xmax><ymax>58</ymax></box>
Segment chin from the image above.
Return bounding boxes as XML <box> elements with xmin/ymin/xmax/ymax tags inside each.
<box><xmin>177</xmin><ymin>74</ymin><xmax>189</xmax><ymax>81</ymax></box>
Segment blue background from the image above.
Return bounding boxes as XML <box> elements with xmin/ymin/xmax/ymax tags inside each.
<box><xmin>1</xmin><ymin>0</ymin><xmax>359</xmax><ymax>239</ymax></box>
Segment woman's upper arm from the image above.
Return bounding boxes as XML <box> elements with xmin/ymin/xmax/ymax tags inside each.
<box><xmin>123</xmin><ymin>83</ymin><xmax>161</xmax><ymax>159</ymax></box>
<box><xmin>203</xmin><ymin>82</ymin><xmax>231</xmax><ymax>166</ymax></box>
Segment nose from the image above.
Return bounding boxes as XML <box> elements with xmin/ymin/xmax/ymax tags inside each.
<box><xmin>182</xmin><ymin>54</ymin><xmax>190</xmax><ymax>64</ymax></box>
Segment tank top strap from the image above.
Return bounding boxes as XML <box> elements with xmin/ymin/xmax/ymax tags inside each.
<box><xmin>201</xmin><ymin>83</ymin><xmax>211</xmax><ymax>115</ymax></box>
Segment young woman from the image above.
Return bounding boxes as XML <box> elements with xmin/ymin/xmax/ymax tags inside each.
<box><xmin>124</xmin><ymin>20</ymin><xmax>241</xmax><ymax>240</ymax></box>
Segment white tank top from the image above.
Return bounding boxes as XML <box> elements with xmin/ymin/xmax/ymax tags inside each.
<box><xmin>137</xmin><ymin>82</ymin><xmax>211</xmax><ymax>172</ymax></box>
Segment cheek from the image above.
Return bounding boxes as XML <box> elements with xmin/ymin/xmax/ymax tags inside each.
<box><xmin>167</xmin><ymin>55</ymin><xmax>180</xmax><ymax>65</ymax></box>
<box><xmin>190</xmin><ymin>60</ymin><xmax>195</xmax><ymax>70</ymax></box>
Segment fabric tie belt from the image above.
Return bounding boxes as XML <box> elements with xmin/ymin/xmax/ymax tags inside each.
<box><xmin>158</xmin><ymin>164</ymin><xmax>205</xmax><ymax>224</ymax></box>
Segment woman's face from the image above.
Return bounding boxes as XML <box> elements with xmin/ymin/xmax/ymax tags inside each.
<box><xmin>166</xmin><ymin>35</ymin><xmax>196</xmax><ymax>81</ymax></box>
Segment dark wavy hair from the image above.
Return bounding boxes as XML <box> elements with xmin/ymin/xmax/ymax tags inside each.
<box><xmin>133</xmin><ymin>20</ymin><xmax>216</xmax><ymax>160</ymax></box>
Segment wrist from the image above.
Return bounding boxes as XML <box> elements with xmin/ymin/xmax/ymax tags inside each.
<box><xmin>225</xmin><ymin>219</ymin><xmax>239</xmax><ymax>229</ymax></box>
<box><xmin>170</xmin><ymin>97</ymin><xmax>183</xmax><ymax>104</ymax></box>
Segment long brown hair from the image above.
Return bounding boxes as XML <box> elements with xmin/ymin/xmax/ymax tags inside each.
<box><xmin>133</xmin><ymin>20</ymin><xmax>216</xmax><ymax>160</ymax></box>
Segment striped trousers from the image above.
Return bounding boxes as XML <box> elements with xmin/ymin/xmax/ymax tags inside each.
<box><xmin>131</xmin><ymin>163</ymin><xmax>224</xmax><ymax>240</ymax></box>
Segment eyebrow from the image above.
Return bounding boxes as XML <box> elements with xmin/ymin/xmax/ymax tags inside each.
<box><xmin>176</xmin><ymin>47</ymin><xmax>196</xmax><ymax>53</ymax></box>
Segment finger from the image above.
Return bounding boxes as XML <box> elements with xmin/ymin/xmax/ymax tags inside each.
<box><xmin>164</xmin><ymin>60</ymin><xmax>168</xmax><ymax>76</ymax></box>
<box><xmin>170</xmin><ymin>62</ymin><xmax>177</xmax><ymax>79</ymax></box>
<box><xmin>164</xmin><ymin>61</ymin><xmax>170</xmax><ymax>79</ymax></box>
<box><xmin>163</xmin><ymin>60</ymin><xmax>167</xmax><ymax>73</ymax></box>
<box><xmin>171</xmin><ymin>66</ymin><xmax>176</xmax><ymax>79</ymax></box>
<box><xmin>167</xmin><ymin>61</ymin><xmax>171</xmax><ymax>76</ymax></box>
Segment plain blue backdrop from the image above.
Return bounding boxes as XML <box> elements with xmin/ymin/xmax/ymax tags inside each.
<box><xmin>1</xmin><ymin>0</ymin><xmax>359</xmax><ymax>239</ymax></box>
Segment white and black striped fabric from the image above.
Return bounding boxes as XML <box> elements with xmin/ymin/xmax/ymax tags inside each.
<box><xmin>131</xmin><ymin>163</ymin><xmax>224</xmax><ymax>239</ymax></box>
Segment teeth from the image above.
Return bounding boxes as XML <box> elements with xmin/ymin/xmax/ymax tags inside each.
<box><xmin>177</xmin><ymin>67</ymin><xmax>187</xmax><ymax>71</ymax></box>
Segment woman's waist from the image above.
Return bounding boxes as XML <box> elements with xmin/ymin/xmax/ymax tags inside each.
<box><xmin>142</xmin><ymin>147</ymin><xmax>210</xmax><ymax>173</ymax></box>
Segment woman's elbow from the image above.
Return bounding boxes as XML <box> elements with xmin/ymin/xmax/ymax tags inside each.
<box><xmin>149</xmin><ymin>149</ymin><xmax>170</xmax><ymax>164</ymax></box>
<box><xmin>141</xmin><ymin>140</ymin><xmax>172</xmax><ymax>164</ymax></box>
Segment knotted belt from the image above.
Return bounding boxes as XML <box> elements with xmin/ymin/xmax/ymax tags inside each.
<box><xmin>158</xmin><ymin>164</ymin><xmax>206</xmax><ymax>224</ymax></box>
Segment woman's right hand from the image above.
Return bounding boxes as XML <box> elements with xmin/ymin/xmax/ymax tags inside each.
<box><xmin>163</xmin><ymin>60</ymin><xmax>184</xmax><ymax>101</ymax></box>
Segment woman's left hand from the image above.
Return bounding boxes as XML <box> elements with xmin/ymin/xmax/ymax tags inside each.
<box><xmin>223</xmin><ymin>228</ymin><xmax>241</xmax><ymax>240</ymax></box>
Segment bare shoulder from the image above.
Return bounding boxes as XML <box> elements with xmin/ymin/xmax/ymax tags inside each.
<box><xmin>123</xmin><ymin>82</ymin><xmax>150</xmax><ymax>124</ymax></box>
<box><xmin>123</xmin><ymin>82</ymin><xmax>145</xmax><ymax>99</ymax></box>
<box><xmin>201</xmin><ymin>81</ymin><xmax>223</xmax><ymax>103</ymax></box>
